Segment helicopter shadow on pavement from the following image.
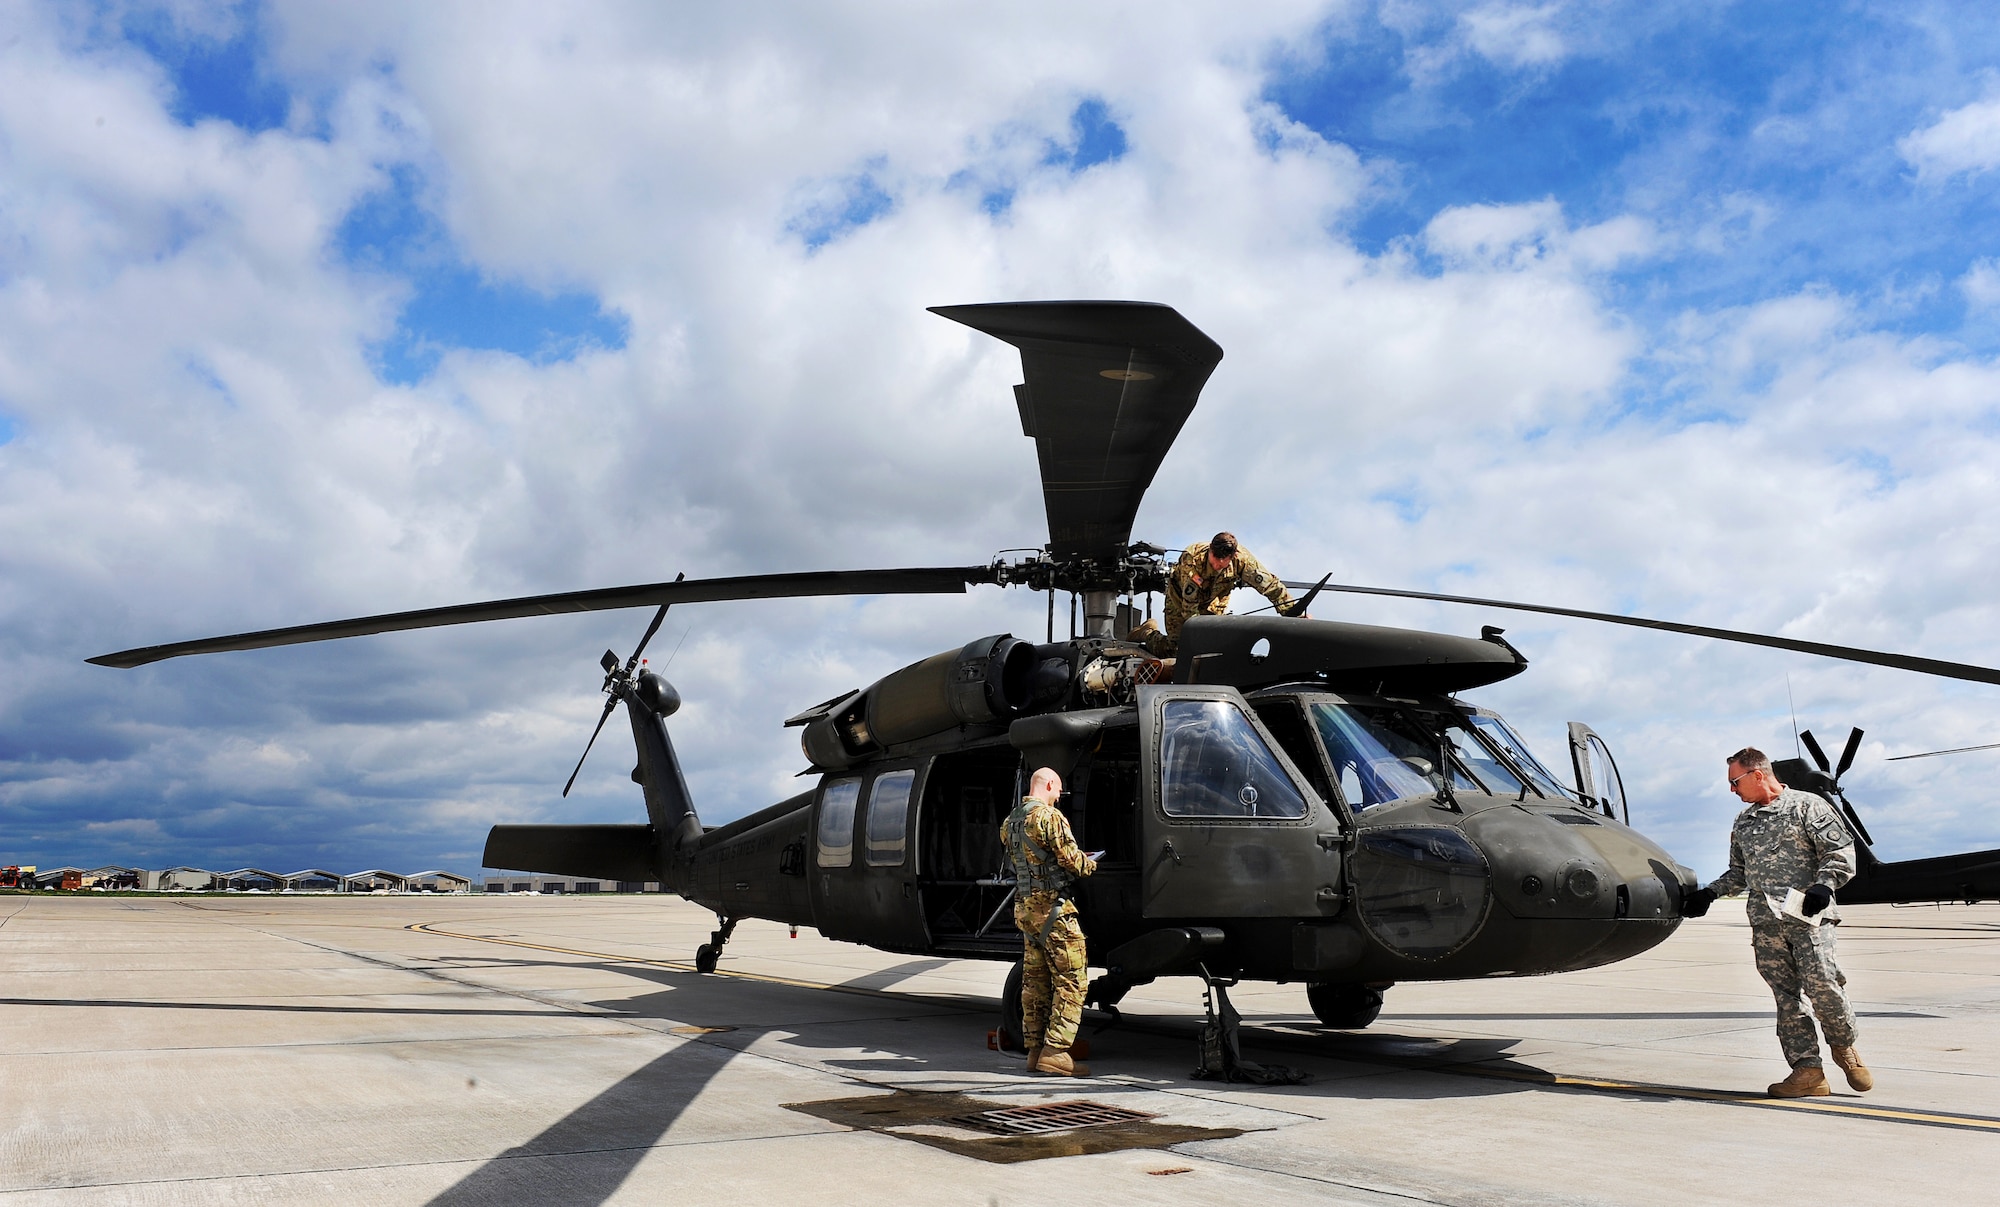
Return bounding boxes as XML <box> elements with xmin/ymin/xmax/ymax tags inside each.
<box><xmin>575</xmin><ymin>951</ymin><xmax>1569</xmax><ymax>1101</ymax></box>
<box><xmin>415</xmin><ymin>956</ymin><xmax>1018</xmax><ymax>1205</ymax></box>
<box><xmin>422</xmin><ymin>1032</ymin><xmax>735</xmax><ymax>1207</ymax></box>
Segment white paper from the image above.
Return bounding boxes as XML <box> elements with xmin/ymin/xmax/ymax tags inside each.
<box><xmin>1766</xmin><ymin>888</ymin><xmax>1817</xmax><ymax>923</ymax></box>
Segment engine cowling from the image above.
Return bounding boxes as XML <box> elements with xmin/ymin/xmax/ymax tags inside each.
<box><xmin>801</xmin><ymin>634</ymin><xmax>1035</xmax><ymax>768</ymax></box>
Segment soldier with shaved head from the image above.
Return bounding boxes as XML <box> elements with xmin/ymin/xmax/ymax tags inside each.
<box><xmin>1002</xmin><ymin>766</ymin><xmax>1097</xmax><ymax>1076</ymax></box>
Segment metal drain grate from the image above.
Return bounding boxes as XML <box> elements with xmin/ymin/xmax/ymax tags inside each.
<box><xmin>948</xmin><ymin>1100</ymin><xmax>1156</xmax><ymax>1136</ymax></box>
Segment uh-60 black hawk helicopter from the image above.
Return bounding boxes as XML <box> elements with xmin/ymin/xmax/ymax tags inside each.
<box><xmin>93</xmin><ymin>301</ymin><xmax>2000</xmax><ymax>1064</ymax></box>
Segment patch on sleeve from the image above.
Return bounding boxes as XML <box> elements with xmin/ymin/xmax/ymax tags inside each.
<box><xmin>1812</xmin><ymin>813</ymin><xmax>1852</xmax><ymax>849</ymax></box>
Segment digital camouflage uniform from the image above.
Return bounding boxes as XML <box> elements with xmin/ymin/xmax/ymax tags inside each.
<box><xmin>1705</xmin><ymin>787</ymin><xmax>1860</xmax><ymax>1069</ymax></box>
<box><xmin>1135</xmin><ymin>542</ymin><xmax>1297</xmax><ymax>656</ymax></box>
<box><xmin>1002</xmin><ymin>796</ymin><xmax>1097</xmax><ymax>1054</ymax></box>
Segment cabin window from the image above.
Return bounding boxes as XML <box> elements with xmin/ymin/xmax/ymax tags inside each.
<box><xmin>1158</xmin><ymin>698</ymin><xmax>1308</xmax><ymax>819</ymax></box>
<box><xmin>817</xmin><ymin>776</ymin><xmax>862</xmax><ymax>867</ymax></box>
<box><xmin>866</xmin><ymin>769</ymin><xmax>917</xmax><ymax>866</ymax></box>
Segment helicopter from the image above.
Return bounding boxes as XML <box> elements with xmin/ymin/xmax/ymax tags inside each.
<box><xmin>90</xmin><ymin>300</ymin><xmax>2000</xmax><ymax>1063</ymax></box>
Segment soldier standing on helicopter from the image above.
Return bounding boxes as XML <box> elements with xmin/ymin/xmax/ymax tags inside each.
<box><xmin>1683</xmin><ymin>746</ymin><xmax>1874</xmax><ymax>1098</ymax></box>
<box><xmin>1003</xmin><ymin>766</ymin><xmax>1097</xmax><ymax>1077</ymax></box>
<box><xmin>1130</xmin><ymin>532</ymin><xmax>1301</xmax><ymax>657</ymax></box>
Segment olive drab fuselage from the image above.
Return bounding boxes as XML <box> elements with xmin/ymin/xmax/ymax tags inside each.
<box><xmin>624</xmin><ymin>613</ymin><xmax>1700</xmax><ymax>991</ymax></box>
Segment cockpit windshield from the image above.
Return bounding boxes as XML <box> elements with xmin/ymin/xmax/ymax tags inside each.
<box><xmin>1465</xmin><ymin>713</ymin><xmax>1581</xmax><ymax>802</ymax></box>
<box><xmin>1309</xmin><ymin>702</ymin><xmax>1437</xmax><ymax>808</ymax></box>
<box><xmin>1309</xmin><ymin>700</ymin><xmax>1538</xmax><ymax>810</ymax></box>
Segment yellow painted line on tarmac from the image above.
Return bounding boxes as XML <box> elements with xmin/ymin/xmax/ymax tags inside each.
<box><xmin>407</xmin><ymin>922</ymin><xmax>2000</xmax><ymax>1135</ymax></box>
<box><xmin>1444</xmin><ymin>1062</ymin><xmax>2000</xmax><ymax>1133</ymax></box>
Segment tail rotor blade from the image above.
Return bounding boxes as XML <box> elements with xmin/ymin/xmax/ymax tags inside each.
<box><xmin>1837</xmin><ymin>727</ymin><xmax>1865</xmax><ymax>779</ymax></box>
<box><xmin>567</xmin><ymin>591</ymin><xmax>680</xmax><ymax>798</ymax></box>
<box><xmin>620</xmin><ymin>579</ymin><xmax>684</xmax><ymax>671</ymax></box>
<box><xmin>625</xmin><ymin>601</ymin><xmax>672</xmax><ymax>672</ymax></box>
<box><xmin>1800</xmin><ymin>730</ymin><xmax>1832</xmax><ymax>773</ymax></box>
<box><xmin>562</xmin><ymin>696</ymin><xmax>620</xmax><ymax>798</ymax></box>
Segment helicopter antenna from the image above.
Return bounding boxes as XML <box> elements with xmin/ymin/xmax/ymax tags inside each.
<box><xmin>1787</xmin><ymin>673</ymin><xmax>1802</xmax><ymax>762</ymax></box>
<box><xmin>660</xmin><ymin>625</ymin><xmax>692</xmax><ymax>671</ymax></box>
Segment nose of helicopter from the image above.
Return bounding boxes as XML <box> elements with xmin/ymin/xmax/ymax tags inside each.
<box><xmin>1464</xmin><ymin>804</ymin><xmax>1696</xmax><ymax>924</ymax></box>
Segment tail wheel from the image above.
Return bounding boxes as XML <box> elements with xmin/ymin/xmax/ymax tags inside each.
<box><xmin>1307</xmin><ymin>981</ymin><xmax>1384</xmax><ymax>1029</ymax></box>
<box><xmin>997</xmin><ymin>958</ymin><xmax>1026</xmax><ymax>1051</ymax></box>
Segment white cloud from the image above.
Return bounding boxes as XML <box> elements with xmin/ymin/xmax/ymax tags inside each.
<box><xmin>1962</xmin><ymin>258</ymin><xmax>2000</xmax><ymax>309</ymax></box>
<box><xmin>1899</xmin><ymin>96</ymin><xmax>2000</xmax><ymax>181</ymax></box>
<box><xmin>4</xmin><ymin>1</ymin><xmax>2000</xmax><ymax>884</ymax></box>
<box><xmin>1459</xmin><ymin>2</ymin><xmax>1568</xmax><ymax>70</ymax></box>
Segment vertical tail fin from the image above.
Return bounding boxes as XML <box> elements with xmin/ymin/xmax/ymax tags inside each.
<box><xmin>621</xmin><ymin>670</ymin><xmax>702</xmax><ymax>884</ymax></box>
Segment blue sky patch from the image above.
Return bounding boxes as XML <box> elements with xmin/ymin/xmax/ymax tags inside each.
<box><xmin>788</xmin><ymin>163</ymin><xmax>896</xmax><ymax>250</ymax></box>
<box><xmin>1267</xmin><ymin>3</ymin><xmax>2000</xmax><ymax>350</ymax></box>
<box><xmin>1045</xmin><ymin>97</ymin><xmax>1128</xmax><ymax>171</ymax></box>
<box><xmin>0</xmin><ymin>412</ymin><xmax>14</xmax><ymax>446</ymax></box>
<box><xmin>335</xmin><ymin>167</ymin><xmax>628</xmax><ymax>385</ymax></box>
<box><xmin>121</xmin><ymin>6</ymin><xmax>290</xmax><ymax>132</ymax></box>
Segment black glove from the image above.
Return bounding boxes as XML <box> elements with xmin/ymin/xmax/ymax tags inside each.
<box><xmin>1682</xmin><ymin>886</ymin><xmax>1716</xmax><ymax>917</ymax></box>
<box><xmin>1801</xmin><ymin>884</ymin><xmax>1833</xmax><ymax>917</ymax></box>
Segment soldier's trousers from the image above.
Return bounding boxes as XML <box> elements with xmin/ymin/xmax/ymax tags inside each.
<box><xmin>1750</xmin><ymin>916</ymin><xmax>1856</xmax><ymax>1068</ymax></box>
<box><xmin>1016</xmin><ymin>899</ymin><xmax>1089</xmax><ymax>1053</ymax></box>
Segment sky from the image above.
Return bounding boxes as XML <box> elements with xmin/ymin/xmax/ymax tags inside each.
<box><xmin>6</xmin><ymin>0</ymin><xmax>2000</xmax><ymax>882</ymax></box>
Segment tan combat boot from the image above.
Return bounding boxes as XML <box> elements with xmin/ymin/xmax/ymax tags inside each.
<box><xmin>1024</xmin><ymin>1043</ymin><xmax>1042</xmax><ymax>1072</ymax></box>
<box><xmin>1767</xmin><ymin>1065</ymin><xmax>1831</xmax><ymax>1098</ymax></box>
<box><xmin>1034</xmin><ymin>1048</ymin><xmax>1091</xmax><ymax>1078</ymax></box>
<box><xmin>1830</xmin><ymin>1046</ymin><xmax>1874</xmax><ymax>1092</ymax></box>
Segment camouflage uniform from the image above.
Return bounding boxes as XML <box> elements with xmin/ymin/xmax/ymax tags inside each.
<box><xmin>1705</xmin><ymin>787</ymin><xmax>1860</xmax><ymax>1069</ymax></box>
<box><xmin>1002</xmin><ymin>795</ymin><xmax>1097</xmax><ymax>1054</ymax></box>
<box><xmin>1136</xmin><ymin>542</ymin><xmax>1297</xmax><ymax>656</ymax></box>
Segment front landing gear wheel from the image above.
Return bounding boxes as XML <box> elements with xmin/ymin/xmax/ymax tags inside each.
<box><xmin>1307</xmin><ymin>981</ymin><xmax>1384</xmax><ymax>1029</ymax></box>
<box><xmin>997</xmin><ymin>958</ymin><xmax>1026</xmax><ymax>1051</ymax></box>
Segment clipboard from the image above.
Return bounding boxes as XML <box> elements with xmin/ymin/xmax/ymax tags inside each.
<box><xmin>1764</xmin><ymin>888</ymin><xmax>1820</xmax><ymax>923</ymax></box>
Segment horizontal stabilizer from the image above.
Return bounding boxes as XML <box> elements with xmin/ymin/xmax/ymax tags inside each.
<box><xmin>482</xmin><ymin>824</ymin><xmax>659</xmax><ymax>882</ymax></box>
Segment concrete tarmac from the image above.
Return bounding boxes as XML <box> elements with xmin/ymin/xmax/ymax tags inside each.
<box><xmin>2</xmin><ymin>892</ymin><xmax>1996</xmax><ymax>1205</ymax></box>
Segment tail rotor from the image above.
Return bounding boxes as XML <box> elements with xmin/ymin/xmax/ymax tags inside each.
<box><xmin>561</xmin><ymin>591</ymin><xmax>677</xmax><ymax>798</ymax></box>
<box><xmin>1800</xmin><ymin>726</ymin><xmax>1874</xmax><ymax>848</ymax></box>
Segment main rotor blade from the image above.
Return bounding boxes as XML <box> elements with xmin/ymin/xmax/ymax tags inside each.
<box><xmin>1887</xmin><ymin>740</ymin><xmax>2000</xmax><ymax>762</ymax></box>
<box><xmin>933</xmin><ymin>301</ymin><xmax>1223</xmax><ymax>562</ymax></box>
<box><xmin>1837</xmin><ymin>726</ymin><xmax>1865</xmax><ymax>778</ymax></box>
<box><xmin>1284</xmin><ymin>580</ymin><xmax>2000</xmax><ymax>688</ymax></box>
<box><xmin>1801</xmin><ymin>729</ymin><xmax>1832</xmax><ymax>773</ymax></box>
<box><xmin>89</xmin><ymin>567</ymin><xmax>992</xmax><ymax>669</ymax></box>
<box><xmin>562</xmin><ymin>695</ymin><xmax>620</xmax><ymax>799</ymax></box>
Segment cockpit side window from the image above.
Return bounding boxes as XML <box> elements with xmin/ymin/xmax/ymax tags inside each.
<box><xmin>1159</xmin><ymin>699</ymin><xmax>1308</xmax><ymax>819</ymax></box>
